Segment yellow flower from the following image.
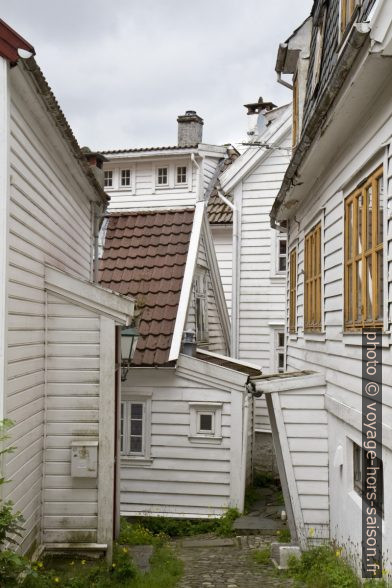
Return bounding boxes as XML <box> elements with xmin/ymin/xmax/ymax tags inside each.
<box><xmin>54</xmin><ymin>578</ymin><xmax>60</xmax><ymax>584</ymax></box>
<box><xmin>382</xmin><ymin>569</ymin><xmax>388</xmax><ymax>576</ymax></box>
<box><xmin>112</xmin><ymin>563</ymin><xmax>116</xmax><ymax>568</ymax></box>
<box><xmin>37</xmin><ymin>562</ymin><xmax>43</xmax><ymax>568</ymax></box>
<box><xmin>309</xmin><ymin>527</ymin><xmax>315</xmax><ymax>537</ymax></box>
<box><xmin>122</xmin><ymin>547</ymin><xmax>128</xmax><ymax>553</ymax></box>
<box><xmin>335</xmin><ymin>549</ymin><xmax>341</xmax><ymax>557</ymax></box>
<box><xmin>69</xmin><ymin>561</ymin><xmax>75</xmax><ymax>566</ymax></box>
<box><xmin>81</xmin><ymin>560</ymin><xmax>86</xmax><ymax>565</ymax></box>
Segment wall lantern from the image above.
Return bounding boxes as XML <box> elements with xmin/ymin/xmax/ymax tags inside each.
<box><xmin>121</xmin><ymin>326</ymin><xmax>139</xmax><ymax>382</ymax></box>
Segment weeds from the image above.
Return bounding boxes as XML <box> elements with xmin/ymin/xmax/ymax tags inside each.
<box><xmin>252</xmin><ymin>546</ymin><xmax>271</xmax><ymax>565</ymax></box>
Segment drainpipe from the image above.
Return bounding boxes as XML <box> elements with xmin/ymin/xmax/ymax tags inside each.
<box><xmin>217</xmin><ymin>189</ymin><xmax>239</xmax><ymax>357</ymax></box>
<box><xmin>276</xmin><ymin>71</ymin><xmax>293</xmax><ymax>90</ymax></box>
<box><xmin>92</xmin><ymin>204</ymin><xmax>101</xmax><ymax>283</ymax></box>
<box><xmin>191</xmin><ymin>153</ymin><xmax>204</xmax><ymax>201</ymax></box>
<box><xmin>239</xmin><ymin>384</ymin><xmax>253</xmax><ymax>511</ymax></box>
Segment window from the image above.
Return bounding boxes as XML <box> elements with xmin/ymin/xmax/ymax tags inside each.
<box><xmin>292</xmin><ymin>75</ymin><xmax>299</xmax><ymax>147</ymax></box>
<box><xmin>340</xmin><ymin>0</ymin><xmax>357</xmax><ymax>36</ymax></box>
<box><xmin>104</xmin><ymin>170</ymin><xmax>113</xmax><ymax>188</ymax></box>
<box><xmin>353</xmin><ymin>442</ymin><xmax>384</xmax><ymax>518</ymax></box>
<box><xmin>344</xmin><ymin>166</ymin><xmax>384</xmax><ymax>330</ymax></box>
<box><xmin>194</xmin><ymin>270</ymin><xmax>208</xmax><ymax>343</ymax></box>
<box><xmin>189</xmin><ymin>402</ymin><xmax>222</xmax><ymax>443</ymax></box>
<box><xmin>276</xmin><ymin>331</ymin><xmax>285</xmax><ymax>373</ymax></box>
<box><xmin>310</xmin><ymin>10</ymin><xmax>326</xmax><ymax>95</ymax></box>
<box><xmin>176</xmin><ymin>166</ymin><xmax>187</xmax><ymax>184</ymax></box>
<box><xmin>120</xmin><ymin>399</ymin><xmax>151</xmax><ymax>460</ymax></box>
<box><xmin>304</xmin><ymin>223</ymin><xmax>322</xmax><ymax>332</ymax></box>
<box><xmin>289</xmin><ymin>248</ymin><xmax>297</xmax><ymax>333</ymax></box>
<box><xmin>121</xmin><ymin>169</ymin><xmax>131</xmax><ymax>187</ymax></box>
<box><xmin>157</xmin><ymin>167</ymin><xmax>168</xmax><ymax>186</ymax></box>
<box><xmin>277</xmin><ymin>234</ymin><xmax>287</xmax><ymax>273</ymax></box>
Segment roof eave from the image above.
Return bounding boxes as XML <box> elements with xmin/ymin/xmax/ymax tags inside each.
<box><xmin>271</xmin><ymin>23</ymin><xmax>371</xmax><ymax>229</ymax></box>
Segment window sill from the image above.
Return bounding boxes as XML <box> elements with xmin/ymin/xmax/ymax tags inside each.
<box><xmin>116</xmin><ymin>186</ymin><xmax>134</xmax><ymax>192</ymax></box>
<box><xmin>288</xmin><ymin>333</ymin><xmax>298</xmax><ymax>342</ymax></box>
<box><xmin>121</xmin><ymin>456</ymin><xmax>153</xmax><ymax>467</ymax></box>
<box><xmin>303</xmin><ymin>331</ymin><xmax>326</xmax><ymax>341</ymax></box>
<box><xmin>154</xmin><ymin>185</ymin><xmax>189</xmax><ymax>191</ymax></box>
<box><xmin>188</xmin><ymin>435</ymin><xmax>222</xmax><ymax>445</ymax></box>
<box><xmin>270</xmin><ymin>274</ymin><xmax>286</xmax><ymax>281</ymax></box>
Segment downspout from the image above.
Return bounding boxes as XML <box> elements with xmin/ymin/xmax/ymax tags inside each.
<box><xmin>276</xmin><ymin>71</ymin><xmax>293</xmax><ymax>90</ymax></box>
<box><xmin>92</xmin><ymin>204</ymin><xmax>101</xmax><ymax>283</ymax></box>
<box><xmin>217</xmin><ymin>189</ymin><xmax>239</xmax><ymax>358</ymax></box>
<box><xmin>191</xmin><ymin>153</ymin><xmax>204</xmax><ymax>201</ymax></box>
<box><xmin>240</xmin><ymin>381</ymin><xmax>254</xmax><ymax>510</ymax></box>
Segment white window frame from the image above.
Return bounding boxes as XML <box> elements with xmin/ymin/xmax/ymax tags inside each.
<box><xmin>156</xmin><ymin>166</ymin><xmax>169</xmax><ymax>187</ymax></box>
<box><xmin>269</xmin><ymin>323</ymin><xmax>286</xmax><ymax>373</ymax></box>
<box><xmin>104</xmin><ymin>169</ymin><xmax>113</xmax><ymax>189</ymax></box>
<box><xmin>120</xmin><ymin>392</ymin><xmax>152</xmax><ymax>466</ymax></box>
<box><xmin>175</xmin><ymin>165</ymin><xmax>188</xmax><ymax>187</ymax></box>
<box><xmin>120</xmin><ymin>168</ymin><xmax>131</xmax><ymax>188</ymax></box>
<box><xmin>276</xmin><ymin>233</ymin><xmax>287</xmax><ymax>275</ymax></box>
<box><xmin>194</xmin><ymin>268</ymin><xmax>209</xmax><ymax>344</ymax></box>
<box><xmin>189</xmin><ymin>402</ymin><xmax>223</xmax><ymax>444</ymax></box>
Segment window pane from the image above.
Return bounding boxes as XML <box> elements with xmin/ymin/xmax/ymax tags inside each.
<box><xmin>377</xmin><ymin>250</ymin><xmax>384</xmax><ymax>321</ymax></box>
<box><xmin>279</xmin><ymin>256</ymin><xmax>286</xmax><ymax>272</ymax></box>
<box><xmin>357</xmin><ymin>193</ymin><xmax>363</xmax><ymax>254</ymax></box>
<box><xmin>366</xmin><ymin>255</ymin><xmax>373</xmax><ymax>321</ymax></box>
<box><xmin>347</xmin><ymin>264</ymin><xmax>353</xmax><ymax>322</ymax></box>
<box><xmin>130</xmin><ymin>437</ymin><xmax>142</xmax><ymax>453</ymax></box>
<box><xmin>199</xmin><ymin>414</ymin><xmax>213</xmax><ymax>431</ymax></box>
<box><xmin>158</xmin><ymin>168</ymin><xmax>168</xmax><ymax>185</ymax></box>
<box><xmin>356</xmin><ymin>259</ymin><xmax>362</xmax><ymax>321</ymax></box>
<box><xmin>279</xmin><ymin>239</ymin><xmax>287</xmax><ymax>255</ymax></box>
<box><xmin>120</xmin><ymin>402</ymin><xmax>125</xmax><ymax>453</ymax></box>
<box><xmin>366</xmin><ymin>186</ymin><xmax>372</xmax><ymax>251</ymax></box>
<box><xmin>278</xmin><ymin>332</ymin><xmax>285</xmax><ymax>348</ymax></box>
<box><xmin>378</xmin><ymin>176</ymin><xmax>384</xmax><ymax>244</ymax></box>
<box><xmin>177</xmin><ymin>166</ymin><xmax>187</xmax><ymax>183</ymax></box>
<box><xmin>347</xmin><ymin>202</ymin><xmax>353</xmax><ymax>259</ymax></box>
<box><xmin>131</xmin><ymin>404</ymin><xmax>143</xmax><ymax>419</ymax></box>
<box><xmin>131</xmin><ymin>420</ymin><xmax>143</xmax><ymax>435</ymax></box>
<box><xmin>278</xmin><ymin>353</ymin><xmax>284</xmax><ymax>370</ymax></box>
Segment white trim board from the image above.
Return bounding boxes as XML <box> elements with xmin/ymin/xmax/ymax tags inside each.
<box><xmin>168</xmin><ymin>201</ymin><xmax>205</xmax><ymax>361</ymax></box>
<box><xmin>45</xmin><ymin>265</ymin><xmax>134</xmax><ymax>324</ymax></box>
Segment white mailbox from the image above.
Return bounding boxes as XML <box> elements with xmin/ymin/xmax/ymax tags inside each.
<box><xmin>71</xmin><ymin>441</ymin><xmax>98</xmax><ymax>478</ymax></box>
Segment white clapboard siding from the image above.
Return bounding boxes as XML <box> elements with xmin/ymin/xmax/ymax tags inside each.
<box><xmin>42</xmin><ymin>293</ymin><xmax>100</xmax><ymax>544</ymax></box>
<box><xmin>120</xmin><ymin>367</ymin><xmax>244</xmax><ymax>518</ymax></box>
<box><xmin>4</xmin><ymin>68</ymin><xmax>95</xmax><ymax>556</ymax></box>
<box><xmin>237</xmin><ymin>136</ymin><xmax>291</xmax><ymax>433</ymax></box>
<box><xmin>270</xmin><ymin>381</ymin><xmax>329</xmax><ymax>547</ymax></box>
<box><xmin>210</xmin><ymin>226</ymin><xmax>233</xmax><ymax>317</ymax></box>
<box><xmin>186</xmin><ymin>233</ymin><xmax>227</xmax><ymax>354</ymax></box>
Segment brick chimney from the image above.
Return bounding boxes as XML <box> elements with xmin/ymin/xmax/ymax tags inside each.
<box><xmin>177</xmin><ymin>110</ymin><xmax>203</xmax><ymax>147</ymax></box>
<box><xmin>81</xmin><ymin>147</ymin><xmax>107</xmax><ymax>188</ymax></box>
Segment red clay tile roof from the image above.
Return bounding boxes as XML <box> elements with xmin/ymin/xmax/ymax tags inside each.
<box><xmin>99</xmin><ymin>208</ymin><xmax>195</xmax><ymax>366</ymax></box>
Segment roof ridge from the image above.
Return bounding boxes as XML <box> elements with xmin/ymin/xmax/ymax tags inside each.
<box><xmin>106</xmin><ymin>207</ymin><xmax>196</xmax><ymax>217</ymax></box>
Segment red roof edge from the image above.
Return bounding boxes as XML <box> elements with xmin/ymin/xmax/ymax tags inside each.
<box><xmin>0</xmin><ymin>19</ymin><xmax>35</xmax><ymax>66</ymax></box>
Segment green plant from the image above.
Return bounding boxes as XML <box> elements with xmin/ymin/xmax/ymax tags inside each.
<box><xmin>111</xmin><ymin>544</ymin><xmax>137</xmax><ymax>582</ymax></box>
<box><xmin>252</xmin><ymin>546</ymin><xmax>271</xmax><ymax>565</ymax></box>
<box><xmin>215</xmin><ymin>508</ymin><xmax>240</xmax><ymax>537</ymax></box>
<box><xmin>286</xmin><ymin>544</ymin><xmax>362</xmax><ymax>588</ymax></box>
<box><xmin>276</xmin><ymin>529</ymin><xmax>291</xmax><ymax>543</ymax></box>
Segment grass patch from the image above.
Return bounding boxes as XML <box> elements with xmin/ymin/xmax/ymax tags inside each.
<box><xmin>19</xmin><ymin>520</ymin><xmax>182</xmax><ymax>588</ymax></box>
<box><xmin>276</xmin><ymin>529</ymin><xmax>291</xmax><ymax>543</ymax></box>
<box><xmin>286</xmin><ymin>544</ymin><xmax>388</xmax><ymax>588</ymax></box>
<box><xmin>131</xmin><ymin>508</ymin><xmax>240</xmax><ymax>538</ymax></box>
<box><xmin>252</xmin><ymin>545</ymin><xmax>271</xmax><ymax>565</ymax></box>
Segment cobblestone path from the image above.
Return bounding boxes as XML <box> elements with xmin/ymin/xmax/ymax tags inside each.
<box><xmin>174</xmin><ymin>535</ymin><xmax>294</xmax><ymax>588</ymax></box>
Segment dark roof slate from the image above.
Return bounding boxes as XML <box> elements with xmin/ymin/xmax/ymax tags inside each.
<box><xmin>99</xmin><ymin>209</ymin><xmax>195</xmax><ymax>366</ymax></box>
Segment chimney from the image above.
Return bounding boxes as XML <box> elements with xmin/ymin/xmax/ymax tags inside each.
<box><xmin>81</xmin><ymin>147</ymin><xmax>108</xmax><ymax>188</ymax></box>
<box><xmin>177</xmin><ymin>110</ymin><xmax>203</xmax><ymax>147</ymax></box>
<box><xmin>243</xmin><ymin>97</ymin><xmax>277</xmax><ymax>138</ymax></box>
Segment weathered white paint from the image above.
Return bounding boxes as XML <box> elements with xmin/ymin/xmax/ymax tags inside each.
<box><xmin>210</xmin><ymin>226</ymin><xmax>232</xmax><ymax>317</ymax></box>
<box><xmin>255</xmin><ymin>373</ymin><xmax>328</xmax><ymax>548</ymax></box>
<box><xmin>120</xmin><ymin>355</ymin><xmax>249</xmax><ymax>517</ymax></box>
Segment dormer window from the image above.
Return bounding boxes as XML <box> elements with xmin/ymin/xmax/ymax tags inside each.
<box><xmin>176</xmin><ymin>166</ymin><xmax>187</xmax><ymax>185</ymax></box>
<box><xmin>104</xmin><ymin>170</ymin><xmax>113</xmax><ymax>188</ymax></box>
<box><xmin>340</xmin><ymin>0</ymin><xmax>357</xmax><ymax>35</ymax></box>
<box><xmin>157</xmin><ymin>167</ymin><xmax>168</xmax><ymax>186</ymax></box>
<box><xmin>121</xmin><ymin>169</ymin><xmax>131</xmax><ymax>187</ymax></box>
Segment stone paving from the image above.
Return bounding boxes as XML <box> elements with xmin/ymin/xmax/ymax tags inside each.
<box><xmin>174</xmin><ymin>534</ymin><xmax>294</xmax><ymax>588</ymax></box>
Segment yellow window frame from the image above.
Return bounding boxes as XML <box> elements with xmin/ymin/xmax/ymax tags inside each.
<box><xmin>289</xmin><ymin>248</ymin><xmax>297</xmax><ymax>333</ymax></box>
<box><xmin>304</xmin><ymin>223</ymin><xmax>322</xmax><ymax>332</ymax></box>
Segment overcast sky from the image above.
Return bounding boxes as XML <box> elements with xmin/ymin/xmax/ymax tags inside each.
<box><xmin>3</xmin><ymin>1</ymin><xmax>311</xmax><ymax>150</ymax></box>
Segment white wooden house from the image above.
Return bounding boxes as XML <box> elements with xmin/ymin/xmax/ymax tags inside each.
<box><xmin>218</xmin><ymin>103</ymin><xmax>292</xmax><ymax>472</ymax></box>
<box><xmin>265</xmin><ymin>0</ymin><xmax>392</xmax><ymax>577</ymax></box>
<box><xmin>100</xmin><ymin>204</ymin><xmax>261</xmax><ymax>517</ymax></box>
<box><xmin>0</xmin><ymin>21</ymin><xmax>135</xmax><ymax>559</ymax></box>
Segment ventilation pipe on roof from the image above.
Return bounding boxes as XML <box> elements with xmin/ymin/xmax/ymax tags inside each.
<box><xmin>181</xmin><ymin>330</ymin><xmax>197</xmax><ymax>357</ymax></box>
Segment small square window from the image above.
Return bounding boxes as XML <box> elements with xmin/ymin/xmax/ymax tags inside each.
<box><xmin>157</xmin><ymin>167</ymin><xmax>168</xmax><ymax>186</ymax></box>
<box><xmin>198</xmin><ymin>413</ymin><xmax>213</xmax><ymax>433</ymax></box>
<box><xmin>176</xmin><ymin>166</ymin><xmax>187</xmax><ymax>184</ymax></box>
<box><xmin>104</xmin><ymin>170</ymin><xmax>113</xmax><ymax>188</ymax></box>
<box><xmin>121</xmin><ymin>169</ymin><xmax>131</xmax><ymax>187</ymax></box>
<box><xmin>277</xmin><ymin>235</ymin><xmax>287</xmax><ymax>273</ymax></box>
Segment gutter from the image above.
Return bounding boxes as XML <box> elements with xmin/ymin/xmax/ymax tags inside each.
<box><xmin>270</xmin><ymin>22</ymin><xmax>371</xmax><ymax>229</ymax></box>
